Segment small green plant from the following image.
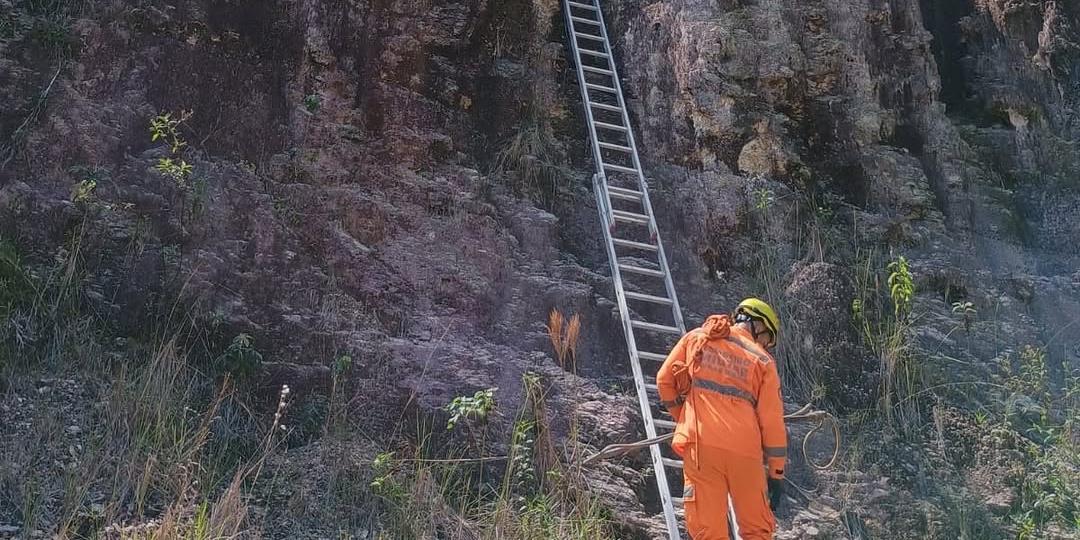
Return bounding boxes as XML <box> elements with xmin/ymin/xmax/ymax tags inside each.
<box><xmin>149</xmin><ymin>111</ymin><xmax>194</xmax><ymax>186</ymax></box>
<box><xmin>851</xmin><ymin>298</ymin><xmax>864</xmax><ymax>319</ymax></box>
<box><xmin>852</xmin><ymin>251</ymin><xmax>923</xmax><ymax>433</ymax></box>
<box><xmin>369</xmin><ymin>451</ymin><xmax>408</xmax><ymax>503</ymax></box>
<box><xmin>68</xmin><ymin>164</ymin><xmax>110</xmax><ymax>185</ymax></box>
<box><xmin>69</xmin><ymin>178</ymin><xmax>96</xmax><ymax>204</ymax></box>
<box><xmin>509</xmin><ymin>418</ymin><xmax>537</xmax><ymax>498</ymax></box>
<box><xmin>367</xmin><ymin>368</ymin><xmax>614</xmax><ymax>539</ymax></box>
<box><xmin>752</xmin><ymin>187</ymin><xmax>775</xmax><ymax>211</ymax></box>
<box><xmin>154</xmin><ymin>158</ymin><xmax>193</xmax><ymax>184</ymax></box>
<box><xmin>215</xmin><ymin>333</ymin><xmax>263</xmax><ymax>378</ymax></box>
<box><xmin>887</xmin><ymin>256</ymin><xmax>915</xmax><ymax>320</ymax></box>
<box><xmin>333</xmin><ymin>354</ymin><xmax>352</xmax><ymax>376</ymax></box>
<box><xmin>445</xmin><ymin>387</ymin><xmax>497</xmax><ymax>431</ymax></box>
<box><xmin>1015</xmin><ymin>512</ymin><xmax>1037</xmax><ymax>540</ymax></box>
<box><xmin>150</xmin><ymin>111</ymin><xmax>190</xmax><ymax>153</ymax></box>
<box><xmin>1006</xmin><ymin>345</ymin><xmax>1050</xmax><ymax>406</ymax></box>
<box><xmin>325</xmin><ymin>355</ymin><xmax>353</xmax><ymax>436</ymax></box>
<box><xmin>997</xmin><ymin>346</ymin><xmax>1079</xmax><ymax>532</ymax></box>
<box><xmin>303</xmin><ymin>94</ymin><xmax>321</xmax><ymax>113</ymax></box>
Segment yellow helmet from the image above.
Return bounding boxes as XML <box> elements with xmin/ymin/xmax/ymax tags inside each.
<box><xmin>735</xmin><ymin>298</ymin><xmax>780</xmax><ymax>346</ymax></box>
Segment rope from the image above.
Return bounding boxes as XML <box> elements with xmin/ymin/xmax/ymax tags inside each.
<box><xmin>582</xmin><ymin>432</ymin><xmax>673</xmax><ymax>465</ymax></box>
<box><xmin>786</xmin><ymin>406</ymin><xmax>841</xmax><ymax>471</ymax></box>
<box><xmin>582</xmin><ymin>403</ymin><xmax>841</xmax><ymax>473</ymax></box>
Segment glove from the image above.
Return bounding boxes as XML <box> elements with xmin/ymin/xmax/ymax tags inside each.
<box><xmin>767</xmin><ymin>477</ymin><xmax>785</xmax><ymax>511</ymax></box>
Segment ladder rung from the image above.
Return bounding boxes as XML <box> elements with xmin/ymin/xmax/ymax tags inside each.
<box><xmin>609</xmin><ymin>186</ymin><xmax>639</xmax><ymax>201</ymax></box>
<box><xmin>662</xmin><ymin>457</ymin><xmax>684</xmax><ymax>469</ymax></box>
<box><xmin>593</xmin><ymin>120</ymin><xmax>628</xmax><ymax>132</ymax></box>
<box><xmin>612</xmin><ymin>237</ymin><xmax>656</xmax><ymax>250</ymax></box>
<box><xmin>570</xmin><ymin>16</ymin><xmax>601</xmax><ymax>25</ymax></box>
<box><xmin>672</xmin><ymin>497</ymin><xmax>684</xmax><ymax>506</ymax></box>
<box><xmin>603</xmin><ymin>162</ymin><xmax>638</xmax><ymax>174</ymax></box>
<box><xmin>567</xmin><ymin>1</ymin><xmax>598</xmax><ymax>10</ymax></box>
<box><xmin>573</xmin><ymin>31</ymin><xmax>604</xmax><ymax>42</ymax></box>
<box><xmin>638</xmin><ymin>351</ymin><xmax>667</xmax><ymax>362</ymax></box>
<box><xmin>611</xmin><ymin>210</ymin><xmax>650</xmax><ymax>224</ymax></box>
<box><xmin>654</xmin><ymin>418</ymin><xmax>677</xmax><ymax>430</ymax></box>
<box><xmin>625</xmin><ymin>291</ymin><xmax>673</xmax><ymax>305</ymax></box>
<box><xmin>581</xmin><ymin>65</ymin><xmax>613</xmax><ymax>76</ymax></box>
<box><xmin>589</xmin><ymin>101</ymin><xmax>622</xmax><ymax>113</ymax></box>
<box><xmin>631</xmin><ymin>320</ymin><xmax>681</xmax><ymax>334</ymax></box>
<box><xmin>585</xmin><ymin>82</ymin><xmax>617</xmax><ymax>93</ymax></box>
<box><xmin>607</xmin><ymin>185</ymin><xmax>642</xmax><ymax>198</ymax></box>
<box><xmin>645</xmin><ymin>383</ymin><xmax>658</xmax><ymax>392</ymax></box>
<box><xmin>578</xmin><ymin>48</ymin><xmax>610</xmax><ymax>59</ymax></box>
<box><xmin>598</xmin><ymin>141</ymin><xmax>633</xmax><ymax>152</ymax></box>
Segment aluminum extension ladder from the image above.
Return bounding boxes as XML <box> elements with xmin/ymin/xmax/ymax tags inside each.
<box><xmin>560</xmin><ymin>1</ymin><xmax>741</xmax><ymax>538</ymax></box>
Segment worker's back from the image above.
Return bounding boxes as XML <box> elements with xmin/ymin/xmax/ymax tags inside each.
<box><xmin>657</xmin><ymin>313</ymin><xmax>788</xmax><ymax>539</ymax></box>
<box><xmin>656</xmin><ymin>314</ymin><xmax>786</xmax><ymax>462</ymax></box>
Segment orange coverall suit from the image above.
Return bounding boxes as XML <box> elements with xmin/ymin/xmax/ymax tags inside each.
<box><xmin>657</xmin><ymin>314</ymin><xmax>787</xmax><ymax>540</ymax></box>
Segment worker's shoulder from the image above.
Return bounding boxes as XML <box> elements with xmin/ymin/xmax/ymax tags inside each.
<box><xmin>726</xmin><ymin>331</ymin><xmax>775</xmax><ymax>366</ymax></box>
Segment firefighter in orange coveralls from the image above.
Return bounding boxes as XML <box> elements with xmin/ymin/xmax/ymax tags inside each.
<box><xmin>657</xmin><ymin>298</ymin><xmax>786</xmax><ymax>540</ymax></box>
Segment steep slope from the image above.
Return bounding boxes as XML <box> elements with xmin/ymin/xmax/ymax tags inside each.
<box><xmin>1</xmin><ymin>0</ymin><xmax>1078</xmax><ymax>538</ymax></box>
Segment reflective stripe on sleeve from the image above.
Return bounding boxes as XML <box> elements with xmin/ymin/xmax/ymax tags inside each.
<box><xmin>764</xmin><ymin>446</ymin><xmax>787</xmax><ymax>458</ymax></box>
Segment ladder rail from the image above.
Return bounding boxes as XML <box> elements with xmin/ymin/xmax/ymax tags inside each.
<box><xmin>591</xmin><ymin>3</ymin><xmax>687</xmax><ymax>335</ymax></box>
<box><xmin>563</xmin><ymin>3</ymin><xmax>680</xmax><ymax>539</ymax></box>
<box><xmin>564</xmin><ymin>12</ymin><xmax>613</xmax><ymax>231</ymax></box>
<box><xmin>563</xmin><ymin>1</ymin><xmax>742</xmax><ymax>539</ymax></box>
<box><xmin>590</xmin><ymin>174</ymin><xmax>681</xmax><ymax>540</ymax></box>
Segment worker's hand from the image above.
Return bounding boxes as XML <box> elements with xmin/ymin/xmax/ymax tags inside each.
<box><xmin>767</xmin><ymin>477</ymin><xmax>785</xmax><ymax>511</ymax></box>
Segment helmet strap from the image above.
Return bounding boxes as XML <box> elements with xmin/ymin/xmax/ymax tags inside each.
<box><xmin>735</xmin><ymin>311</ymin><xmax>773</xmax><ymax>347</ymax></box>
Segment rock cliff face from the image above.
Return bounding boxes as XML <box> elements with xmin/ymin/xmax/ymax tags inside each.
<box><xmin>1</xmin><ymin>0</ymin><xmax>1078</xmax><ymax>538</ymax></box>
<box><xmin>618</xmin><ymin>0</ymin><xmax>1079</xmax><ymax>372</ymax></box>
<box><xmin>601</xmin><ymin>1</ymin><xmax>1079</xmax><ymax>534</ymax></box>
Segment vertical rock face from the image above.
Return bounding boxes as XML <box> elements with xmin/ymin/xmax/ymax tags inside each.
<box><xmin>1</xmin><ymin>0</ymin><xmax>1078</xmax><ymax>537</ymax></box>
<box><xmin>1</xmin><ymin>0</ymin><xmax>609</xmax><ymax>397</ymax></box>
<box><xmin>605</xmin><ymin>0</ymin><xmax>1079</xmax><ymax>388</ymax></box>
<box><xmin>602</xmin><ymin>1</ymin><xmax>1079</xmax><ymax>535</ymax></box>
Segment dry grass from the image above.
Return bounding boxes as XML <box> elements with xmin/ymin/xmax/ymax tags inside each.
<box><xmin>371</xmin><ymin>372</ymin><xmax>614</xmax><ymax>540</ymax></box>
<box><xmin>546</xmin><ymin>309</ymin><xmax>580</xmax><ymax>374</ymax></box>
<box><xmin>0</xmin><ymin>326</ymin><xmax>296</xmax><ymax>539</ymax></box>
<box><xmin>491</xmin><ymin>124</ymin><xmax>570</xmax><ymax>206</ymax></box>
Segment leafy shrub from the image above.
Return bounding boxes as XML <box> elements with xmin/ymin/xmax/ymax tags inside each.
<box><xmin>149</xmin><ymin>111</ymin><xmax>194</xmax><ymax>186</ymax></box>
<box><xmin>446</xmin><ymin>387</ymin><xmax>497</xmax><ymax>431</ymax></box>
<box><xmin>214</xmin><ymin>333</ymin><xmax>263</xmax><ymax>378</ymax></box>
<box><xmin>887</xmin><ymin>256</ymin><xmax>914</xmax><ymax>320</ymax></box>
<box><xmin>303</xmin><ymin>94</ymin><xmax>320</xmax><ymax>113</ymax></box>
<box><xmin>998</xmin><ymin>345</ymin><xmax>1079</xmax><ymax>532</ymax></box>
